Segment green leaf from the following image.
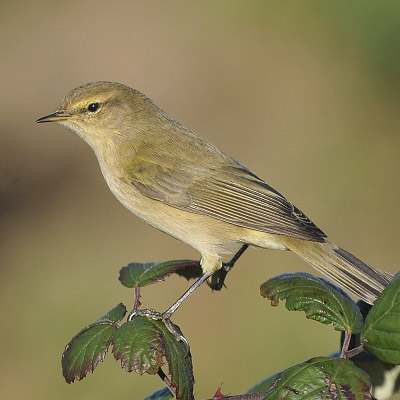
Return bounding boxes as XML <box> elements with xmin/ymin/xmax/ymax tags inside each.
<box><xmin>112</xmin><ymin>317</ymin><xmax>194</xmax><ymax>400</ymax></box>
<box><xmin>142</xmin><ymin>387</ymin><xmax>174</xmax><ymax>400</ymax></box>
<box><xmin>156</xmin><ymin>320</ymin><xmax>194</xmax><ymax>400</ymax></box>
<box><xmin>112</xmin><ymin>318</ymin><xmax>165</xmax><ymax>375</ymax></box>
<box><xmin>351</xmin><ymin>353</ymin><xmax>400</xmax><ymax>398</ymax></box>
<box><xmin>260</xmin><ymin>272</ymin><xmax>363</xmax><ymax>333</ymax></box>
<box><xmin>62</xmin><ymin>304</ymin><xmax>126</xmax><ymax>383</ymax></box>
<box><xmin>250</xmin><ymin>357</ymin><xmax>371</xmax><ymax>399</ymax></box>
<box><xmin>62</xmin><ymin>323</ymin><xmax>118</xmax><ymax>383</ymax></box>
<box><xmin>95</xmin><ymin>302</ymin><xmax>127</xmax><ymax>323</ymax></box>
<box><xmin>119</xmin><ymin>260</ymin><xmax>201</xmax><ymax>288</ymax></box>
<box><xmin>361</xmin><ymin>271</ymin><xmax>400</xmax><ymax>363</ymax></box>
<box><xmin>174</xmin><ymin>262</ymin><xmax>203</xmax><ymax>281</ymax></box>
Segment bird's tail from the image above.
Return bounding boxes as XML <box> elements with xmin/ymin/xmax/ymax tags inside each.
<box><xmin>282</xmin><ymin>238</ymin><xmax>392</xmax><ymax>304</ymax></box>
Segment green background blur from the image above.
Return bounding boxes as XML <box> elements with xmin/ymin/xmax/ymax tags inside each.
<box><xmin>2</xmin><ymin>1</ymin><xmax>400</xmax><ymax>399</ymax></box>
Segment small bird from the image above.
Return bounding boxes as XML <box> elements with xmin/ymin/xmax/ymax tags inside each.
<box><xmin>37</xmin><ymin>81</ymin><xmax>392</xmax><ymax>317</ymax></box>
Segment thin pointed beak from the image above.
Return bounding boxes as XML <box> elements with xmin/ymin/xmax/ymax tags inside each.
<box><xmin>36</xmin><ymin>111</ymin><xmax>71</xmax><ymax>123</ymax></box>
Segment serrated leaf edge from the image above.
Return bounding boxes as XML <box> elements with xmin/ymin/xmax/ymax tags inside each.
<box><xmin>62</xmin><ymin>322</ymin><xmax>118</xmax><ymax>383</ymax></box>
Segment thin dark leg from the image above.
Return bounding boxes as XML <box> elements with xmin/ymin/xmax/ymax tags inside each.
<box><xmin>209</xmin><ymin>244</ymin><xmax>249</xmax><ymax>291</ymax></box>
<box><xmin>130</xmin><ymin>245</ymin><xmax>250</xmax><ymax>348</ymax></box>
<box><xmin>164</xmin><ymin>245</ymin><xmax>248</xmax><ymax>317</ymax></box>
<box><xmin>129</xmin><ymin>272</ymin><xmax>212</xmax><ymax>348</ymax></box>
<box><xmin>162</xmin><ymin>272</ymin><xmax>212</xmax><ymax>319</ymax></box>
<box><xmin>226</xmin><ymin>244</ymin><xmax>249</xmax><ymax>268</ymax></box>
<box><xmin>132</xmin><ymin>245</ymin><xmax>249</xmax><ymax>321</ymax></box>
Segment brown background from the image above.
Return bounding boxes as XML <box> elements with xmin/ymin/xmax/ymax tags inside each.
<box><xmin>2</xmin><ymin>1</ymin><xmax>400</xmax><ymax>399</ymax></box>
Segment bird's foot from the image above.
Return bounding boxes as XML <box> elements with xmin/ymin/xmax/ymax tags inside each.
<box><xmin>208</xmin><ymin>264</ymin><xmax>231</xmax><ymax>291</ymax></box>
<box><xmin>209</xmin><ymin>244</ymin><xmax>250</xmax><ymax>291</ymax></box>
<box><xmin>128</xmin><ymin>308</ymin><xmax>162</xmax><ymax>321</ymax></box>
<box><xmin>128</xmin><ymin>308</ymin><xmax>190</xmax><ymax>352</ymax></box>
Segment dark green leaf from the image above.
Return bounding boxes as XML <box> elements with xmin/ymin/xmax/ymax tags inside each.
<box><xmin>62</xmin><ymin>323</ymin><xmax>117</xmax><ymax>383</ymax></box>
<box><xmin>260</xmin><ymin>273</ymin><xmax>363</xmax><ymax>333</ymax></box>
<box><xmin>173</xmin><ymin>262</ymin><xmax>202</xmax><ymax>281</ymax></box>
<box><xmin>119</xmin><ymin>260</ymin><xmax>201</xmax><ymax>288</ymax></box>
<box><xmin>361</xmin><ymin>271</ymin><xmax>400</xmax><ymax>363</ymax></box>
<box><xmin>112</xmin><ymin>316</ymin><xmax>194</xmax><ymax>400</ymax></box>
<box><xmin>112</xmin><ymin>318</ymin><xmax>165</xmax><ymax>375</ymax></box>
<box><xmin>251</xmin><ymin>357</ymin><xmax>371</xmax><ymax>399</ymax></box>
<box><xmin>155</xmin><ymin>320</ymin><xmax>194</xmax><ymax>400</ymax></box>
<box><xmin>62</xmin><ymin>304</ymin><xmax>126</xmax><ymax>382</ymax></box>
<box><xmin>142</xmin><ymin>387</ymin><xmax>174</xmax><ymax>400</ymax></box>
<box><xmin>95</xmin><ymin>303</ymin><xmax>127</xmax><ymax>323</ymax></box>
<box><xmin>351</xmin><ymin>352</ymin><xmax>400</xmax><ymax>398</ymax></box>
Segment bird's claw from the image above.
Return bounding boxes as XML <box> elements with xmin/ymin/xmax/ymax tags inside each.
<box><xmin>128</xmin><ymin>308</ymin><xmax>162</xmax><ymax>321</ymax></box>
<box><xmin>128</xmin><ymin>308</ymin><xmax>190</xmax><ymax>354</ymax></box>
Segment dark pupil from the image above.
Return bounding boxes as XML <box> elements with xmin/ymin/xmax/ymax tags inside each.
<box><xmin>88</xmin><ymin>103</ymin><xmax>99</xmax><ymax>112</ymax></box>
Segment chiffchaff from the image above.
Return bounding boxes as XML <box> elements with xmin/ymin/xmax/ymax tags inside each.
<box><xmin>37</xmin><ymin>81</ymin><xmax>391</xmax><ymax>316</ymax></box>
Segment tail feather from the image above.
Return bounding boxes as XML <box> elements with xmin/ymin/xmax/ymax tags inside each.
<box><xmin>282</xmin><ymin>238</ymin><xmax>392</xmax><ymax>304</ymax></box>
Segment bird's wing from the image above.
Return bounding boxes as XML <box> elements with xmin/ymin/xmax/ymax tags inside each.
<box><xmin>128</xmin><ymin>155</ymin><xmax>326</xmax><ymax>242</ymax></box>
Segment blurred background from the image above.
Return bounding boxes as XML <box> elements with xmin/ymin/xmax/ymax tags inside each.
<box><xmin>2</xmin><ymin>1</ymin><xmax>400</xmax><ymax>399</ymax></box>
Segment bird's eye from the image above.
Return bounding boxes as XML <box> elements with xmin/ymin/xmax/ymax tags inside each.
<box><xmin>87</xmin><ymin>103</ymin><xmax>100</xmax><ymax>112</ymax></box>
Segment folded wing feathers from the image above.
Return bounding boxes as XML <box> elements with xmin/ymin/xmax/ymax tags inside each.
<box><xmin>130</xmin><ymin>162</ymin><xmax>326</xmax><ymax>241</ymax></box>
<box><xmin>188</xmin><ymin>176</ymin><xmax>326</xmax><ymax>241</ymax></box>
